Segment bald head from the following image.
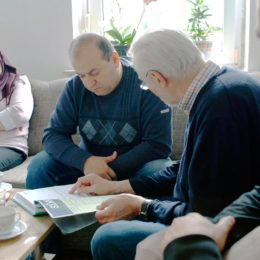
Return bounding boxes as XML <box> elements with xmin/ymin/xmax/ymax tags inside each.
<box><xmin>69</xmin><ymin>33</ymin><xmax>115</xmax><ymax>62</ymax></box>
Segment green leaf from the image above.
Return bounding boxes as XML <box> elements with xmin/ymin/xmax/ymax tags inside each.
<box><xmin>106</xmin><ymin>18</ymin><xmax>137</xmax><ymax>46</ymax></box>
<box><xmin>111</xmin><ymin>40</ymin><xmax>120</xmax><ymax>45</ymax></box>
<box><xmin>106</xmin><ymin>30</ymin><xmax>123</xmax><ymax>44</ymax></box>
<box><xmin>122</xmin><ymin>29</ymin><xmax>136</xmax><ymax>44</ymax></box>
<box><xmin>121</xmin><ymin>26</ymin><xmax>131</xmax><ymax>37</ymax></box>
<box><xmin>186</xmin><ymin>0</ymin><xmax>214</xmax><ymax>41</ymax></box>
<box><xmin>110</xmin><ymin>19</ymin><xmax>117</xmax><ymax>31</ymax></box>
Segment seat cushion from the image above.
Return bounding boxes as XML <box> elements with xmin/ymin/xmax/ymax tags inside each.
<box><xmin>2</xmin><ymin>156</ymin><xmax>34</xmax><ymax>188</ymax></box>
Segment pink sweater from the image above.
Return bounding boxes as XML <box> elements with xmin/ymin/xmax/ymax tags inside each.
<box><xmin>0</xmin><ymin>75</ymin><xmax>33</xmax><ymax>155</ymax></box>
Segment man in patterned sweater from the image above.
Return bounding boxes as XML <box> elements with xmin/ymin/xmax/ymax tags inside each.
<box><xmin>26</xmin><ymin>33</ymin><xmax>173</xmax><ymax>196</ymax></box>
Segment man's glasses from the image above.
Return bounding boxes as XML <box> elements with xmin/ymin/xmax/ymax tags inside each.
<box><xmin>140</xmin><ymin>69</ymin><xmax>159</xmax><ymax>90</ymax></box>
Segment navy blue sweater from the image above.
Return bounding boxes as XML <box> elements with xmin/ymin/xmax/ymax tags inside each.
<box><xmin>43</xmin><ymin>60</ymin><xmax>172</xmax><ymax>184</ymax></box>
<box><xmin>145</xmin><ymin>67</ymin><xmax>260</xmax><ymax>224</ymax></box>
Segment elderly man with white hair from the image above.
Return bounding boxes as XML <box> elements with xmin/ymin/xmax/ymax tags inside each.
<box><xmin>89</xmin><ymin>28</ymin><xmax>260</xmax><ymax>260</ymax></box>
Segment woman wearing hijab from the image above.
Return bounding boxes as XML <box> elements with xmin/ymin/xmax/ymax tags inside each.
<box><xmin>0</xmin><ymin>51</ymin><xmax>33</xmax><ymax>171</ymax></box>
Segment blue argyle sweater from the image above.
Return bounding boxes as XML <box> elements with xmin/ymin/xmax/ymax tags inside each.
<box><xmin>43</xmin><ymin>60</ymin><xmax>172</xmax><ymax>181</ymax></box>
<box><xmin>137</xmin><ymin>67</ymin><xmax>260</xmax><ymax>223</ymax></box>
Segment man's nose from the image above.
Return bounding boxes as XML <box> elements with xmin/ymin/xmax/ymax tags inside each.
<box><xmin>83</xmin><ymin>75</ymin><xmax>97</xmax><ymax>88</ymax></box>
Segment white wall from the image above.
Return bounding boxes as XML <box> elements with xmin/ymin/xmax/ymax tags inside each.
<box><xmin>0</xmin><ymin>0</ymin><xmax>73</xmax><ymax>81</ymax></box>
<box><xmin>244</xmin><ymin>0</ymin><xmax>260</xmax><ymax>72</ymax></box>
<box><xmin>0</xmin><ymin>0</ymin><xmax>259</xmax><ymax>80</ymax></box>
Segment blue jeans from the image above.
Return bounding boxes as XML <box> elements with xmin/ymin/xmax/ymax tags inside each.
<box><xmin>26</xmin><ymin>151</ymin><xmax>83</xmax><ymax>189</ymax></box>
<box><xmin>26</xmin><ymin>150</ymin><xmax>172</xmax><ymax>190</ymax></box>
<box><xmin>91</xmin><ymin>220</ymin><xmax>168</xmax><ymax>260</ymax></box>
<box><xmin>0</xmin><ymin>147</ymin><xmax>26</xmax><ymax>171</ymax></box>
<box><xmin>26</xmin><ymin>151</ymin><xmax>172</xmax><ymax>254</ymax></box>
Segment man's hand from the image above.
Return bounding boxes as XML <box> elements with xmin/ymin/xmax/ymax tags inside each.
<box><xmin>70</xmin><ymin>173</ymin><xmax>115</xmax><ymax>195</ymax></box>
<box><xmin>83</xmin><ymin>151</ymin><xmax>117</xmax><ymax>180</ymax></box>
<box><xmin>161</xmin><ymin>213</ymin><xmax>235</xmax><ymax>252</ymax></box>
<box><xmin>70</xmin><ymin>173</ymin><xmax>135</xmax><ymax>195</ymax></box>
<box><xmin>95</xmin><ymin>194</ymin><xmax>145</xmax><ymax>224</ymax></box>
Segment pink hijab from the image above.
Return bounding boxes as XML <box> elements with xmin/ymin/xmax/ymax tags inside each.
<box><xmin>0</xmin><ymin>51</ymin><xmax>19</xmax><ymax>105</ymax></box>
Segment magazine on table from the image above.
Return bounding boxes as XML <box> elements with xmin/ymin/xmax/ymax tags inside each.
<box><xmin>12</xmin><ymin>184</ymin><xmax>113</xmax><ymax>218</ymax></box>
<box><xmin>12</xmin><ymin>184</ymin><xmax>113</xmax><ymax>234</ymax></box>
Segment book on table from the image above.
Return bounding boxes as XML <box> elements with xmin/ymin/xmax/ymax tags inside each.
<box><xmin>12</xmin><ymin>184</ymin><xmax>113</xmax><ymax>218</ymax></box>
<box><xmin>13</xmin><ymin>184</ymin><xmax>114</xmax><ymax>234</ymax></box>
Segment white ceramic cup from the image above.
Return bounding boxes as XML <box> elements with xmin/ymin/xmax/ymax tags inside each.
<box><xmin>0</xmin><ymin>206</ymin><xmax>21</xmax><ymax>235</ymax></box>
<box><xmin>0</xmin><ymin>171</ymin><xmax>3</xmax><ymax>186</ymax></box>
<box><xmin>0</xmin><ymin>172</ymin><xmax>6</xmax><ymax>205</ymax></box>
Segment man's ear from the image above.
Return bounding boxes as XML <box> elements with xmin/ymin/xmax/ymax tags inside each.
<box><xmin>111</xmin><ymin>51</ymin><xmax>121</xmax><ymax>67</ymax></box>
<box><xmin>150</xmin><ymin>70</ymin><xmax>168</xmax><ymax>88</ymax></box>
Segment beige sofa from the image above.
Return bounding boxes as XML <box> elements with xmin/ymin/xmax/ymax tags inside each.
<box><xmin>2</xmin><ymin>73</ymin><xmax>260</xmax><ymax>257</ymax></box>
<box><xmin>2</xmin><ymin>78</ymin><xmax>74</xmax><ymax>187</ymax></box>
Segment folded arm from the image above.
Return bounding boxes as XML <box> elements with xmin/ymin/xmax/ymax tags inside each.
<box><xmin>43</xmin><ymin>82</ymin><xmax>90</xmax><ymax>171</ymax></box>
<box><xmin>147</xmin><ymin>116</ymin><xmax>256</xmax><ymax>224</ymax></box>
<box><xmin>0</xmin><ymin>76</ymin><xmax>33</xmax><ymax>131</ymax></box>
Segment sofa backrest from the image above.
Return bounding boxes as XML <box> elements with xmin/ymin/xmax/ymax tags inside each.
<box><xmin>28</xmin><ymin>78</ymin><xmax>69</xmax><ymax>156</ymax></box>
<box><xmin>27</xmin><ymin>77</ymin><xmax>188</xmax><ymax>159</ymax></box>
<box><xmin>27</xmin><ymin>72</ymin><xmax>260</xmax><ymax>159</ymax></box>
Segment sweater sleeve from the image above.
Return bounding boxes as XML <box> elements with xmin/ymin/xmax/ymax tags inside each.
<box><xmin>184</xmin><ymin>117</ymin><xmax>255</xmax><ymax>217</ymax></box>
<box><xmin>147</xmin><ymin>116</ymin><xmax>253</xmax><ymax>224</ymax></box>
<box><xmin>43</xmin><ymin>82</ymin><xmax>90</xmax><ymax>171</ymax></box>
<box><xmin>164</xmin><ymin>235</ymin><xmax>222</xmax><ymax>260</ymax></box>
<box><xmin>109</xmin><ymin>90</ymin><xmax>172</xmax><ymax>179</ymax></box>
<box><xmin>129</xmin><ymin>161</ymin><xmax>179</xmax><ymax>197</ymax></box>
<box><xmin>0</xmin><ymin>76</ymin><xmax>33</xmax><ymax>130</ymax></box>
<box><xmin>211</xmin><ymin>186</ymin><xmax>260</xmax><ymax>249</ymax></box>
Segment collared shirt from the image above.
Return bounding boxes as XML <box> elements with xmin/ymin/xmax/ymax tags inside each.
<box><xmin>178</xmin><ymin>61</ymin><xmax>221</xmax><ymax>113</ymax></box>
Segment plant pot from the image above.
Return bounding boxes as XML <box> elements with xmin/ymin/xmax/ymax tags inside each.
<box><xmin>114</xmin><ymin>45</ymin><xmax>130</xmax><ymax>58</ymax></box>
<box><xmin>195</xmin><ymin>41</ymin><xmax>213</xmax><ymax>60</ymax></box>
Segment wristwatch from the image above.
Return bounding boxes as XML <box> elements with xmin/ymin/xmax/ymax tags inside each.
<box><xmin>139</xmin><ymin>199</ymin><xmax>152</xmax><ymax>220</ymax></box>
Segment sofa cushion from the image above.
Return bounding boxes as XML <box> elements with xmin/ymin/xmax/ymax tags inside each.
<box><xmin>28</xmin><ymin>78</ymin><xmax>69</xmax><ymax>156</ymax></box>
<box><xmin>2</xmin><ymin>156</ymin><xmax>34</xmax><ymax>188</ymax></box>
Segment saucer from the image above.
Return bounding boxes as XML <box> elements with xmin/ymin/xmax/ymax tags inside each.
<box><xmin>0</xmin><ymin>220</ymin><xmax>27</xmax><ymax>240</ymax></box>
<box><xmin>0</xmin><ymin>182</ymin><xmax>12</xmax><ymax>192</ymax></box>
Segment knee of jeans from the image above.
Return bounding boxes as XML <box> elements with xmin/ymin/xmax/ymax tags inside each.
<box><xmin>91</xmin><ymin>223</ymin><xmax>120</xmax><ymax>259</ymax></box>
<box><xmin>26</xmin><ymin>169</ymin><xmax>39</xmax><ymax>189</ymax></box>
<box><xmin>26</xmin><ymin>156</ymin><xmax>48</xmax><ymax>189</ymax></box>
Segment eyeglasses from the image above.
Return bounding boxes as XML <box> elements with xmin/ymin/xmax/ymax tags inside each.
<box><xmin>140</xmin><ymin>82</ymin><xmax>149</xmax><ymax>90</ymax></box>
<box><xmin>140</xmin><ymin>69</ymin><xmax>159</xmax><ymax>90</ymax></box>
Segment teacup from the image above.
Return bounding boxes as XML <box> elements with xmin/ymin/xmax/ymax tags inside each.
<box><xmin>0</xmin><ymin>206</ymin><xmax>21</xmax><ymax>235</ymax></box>
<box><xmin>0</xmin><ymin>172</ymin><xmax>5</xmax><ymax>205</ymax></box>
<box><xmin>0</xmin><ymin>171</ymin><xmax>3</xmax><ymax>186</ymax></box>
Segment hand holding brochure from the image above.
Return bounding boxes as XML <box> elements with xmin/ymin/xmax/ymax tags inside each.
<box><xmin>39</xmin><ymin>193</ymin><xmax>113</xmax><ymax>218</ymax></box>
<box><xmin>12</xmin><ymin>184</ymin><xmax>113</xmax><ymax>218</ymax></box>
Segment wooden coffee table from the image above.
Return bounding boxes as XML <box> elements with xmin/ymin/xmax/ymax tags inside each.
<box><xmin>0</xmin><ymin>189</ymin><xmax>55</xmax><ymax>260</ymax></box>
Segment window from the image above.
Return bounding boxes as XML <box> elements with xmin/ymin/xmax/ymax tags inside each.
<box><xmin>72</xmin><ymin>0</ymin><xmax>246</xmax><ymax>67</ymax></box>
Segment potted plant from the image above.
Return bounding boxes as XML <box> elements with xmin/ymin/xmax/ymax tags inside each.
<box><xmin>105</xmin><ymin>19</ymin><xmax>136</xmax><ymax>57</ymax></box>
<box><xmin>186</xmin><ymin>0</ymin><xmax>218</xmax><ymax>59</ymax></box>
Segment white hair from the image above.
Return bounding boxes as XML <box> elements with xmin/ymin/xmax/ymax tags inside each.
<box><xmin>129</xmin><ymin>29</ymin><xmax>204</xmax><ymax>79</ymax></box>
